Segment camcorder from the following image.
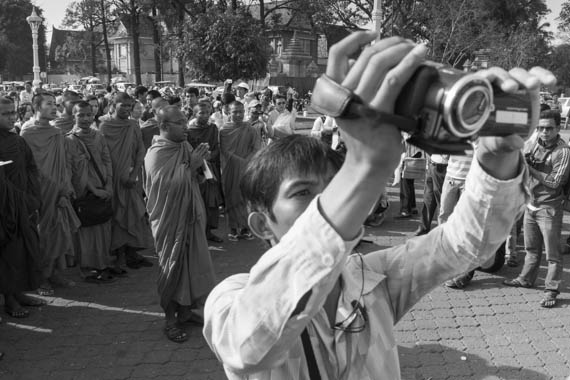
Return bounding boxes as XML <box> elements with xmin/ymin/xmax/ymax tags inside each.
<box><xmin>311</xmin><ymin>61</ymin><xmax>533</xmax><ymax>154</ymax></box>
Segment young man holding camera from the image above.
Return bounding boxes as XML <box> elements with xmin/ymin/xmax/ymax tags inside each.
<box><xmin>203</xmin><ymin>32</ymin><xmax>555</xmax><ymax>379</ymax></box>
<box><xmin>503</xmin><ymin>110</ymin><xmax>570</xmax><ymax>308</ymax></box>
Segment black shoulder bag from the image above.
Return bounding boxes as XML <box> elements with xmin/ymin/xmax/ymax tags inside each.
<box><xmin>72</xmin><ymin>135</ymin><xmax>114</xmax><ymax>227</ymax></box>
<box><xmin>301</xmin><ymin>329</ymin><xmax>322</xmax><ymax>380</ymax></box>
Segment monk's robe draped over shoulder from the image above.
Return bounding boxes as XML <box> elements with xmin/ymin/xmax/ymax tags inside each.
<box><xmin>140</xmin><ymin>118</ymin><xmax>160</xmax><ymax>152</ymax></box>
<box><xmin>66</xmin><ymin>128</ymin><xmax>113</xmax><ymax>269</ymax></box>
<box><xmin>0</xmin><ymin>130</ymin><xmax>42</xmax><ymax>292</ymax></box>
<box><xmin>99</xmin><ymin>118</ymin><xmax>150</xmax><ymax>250</ymax></box>
<box><xmin>144</xmin><ymin>136</ymin><xmax>215</xmax><ymax>310</ymax></box>
<box><xmin>219</xmin><ymin>122</ymin><xmax>260</xmax><ymax>229</ymax></box>
<box><xmin>20</xmin><ymin>120</ymin><xmax>80</xmax><ymax>275</ymax></box>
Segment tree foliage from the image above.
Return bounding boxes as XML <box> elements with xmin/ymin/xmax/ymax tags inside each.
<box><xmin>182</xmin><ymin>6</ymin><xmax>269</xmax><ymax>81</ymax></box>
<box><xmin>547</xmin><ymin>44</ymin><xmax>570</xmax><ymax>88</ymax></box>
<box><xmin>0</xmin><ymin>0</ymin><xmax>47</xmax><ymax>80</ymax></box>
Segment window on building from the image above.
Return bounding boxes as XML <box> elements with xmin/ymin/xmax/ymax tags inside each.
<box><xmin>318</xmin><ymin>35</ymin><xmax>328</xmax><ymax>58</ymax></box>
<box><xmin>119</xmin><ymin>44</ymin><xmax>127</xmax><ymax>58</ymax></box>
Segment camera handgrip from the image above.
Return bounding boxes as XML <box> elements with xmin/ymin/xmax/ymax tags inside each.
<box><xmin>310</xmin><ymin>74</ymin><xmax>419</xmax><ymax>133</ymax></box>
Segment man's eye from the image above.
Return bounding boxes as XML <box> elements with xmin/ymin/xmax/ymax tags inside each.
<box><xmin>292</xmin><ymin>189</ymin><xmax>311</xmax><ymax>197</ymax></box>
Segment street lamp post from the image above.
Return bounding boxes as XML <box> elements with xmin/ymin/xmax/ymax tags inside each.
<box><xmin>26</xmin><ymin>7</ymin><xmax>43</xmax><ymax>87</ymax></box>
<box><xmin>372</xmin><ymin>0</ymin><xmax>383</xmax><ymax>36</ymax></box>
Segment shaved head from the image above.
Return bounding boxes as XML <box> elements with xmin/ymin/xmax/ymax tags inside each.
<box><xmin>151</xmin><ymin>97</ymin><xmax>168</xmax><ymax>113</ymax></box>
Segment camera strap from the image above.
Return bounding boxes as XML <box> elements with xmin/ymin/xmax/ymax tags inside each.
<box><xmin>301</xmin><ymin>328</ymin><xmax>321</xmax><ymax>380</ymax></box>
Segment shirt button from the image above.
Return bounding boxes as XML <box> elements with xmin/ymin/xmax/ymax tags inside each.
<box><xmin>322</xmin><ymin>254</ymin><xmax>334</xmax><ymax>267</ymax></box>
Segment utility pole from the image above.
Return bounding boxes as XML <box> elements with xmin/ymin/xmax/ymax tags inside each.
<box><xmin>372</xmin><ymin>0</ymin><xmax>383</xmax><ymax>37</ymax></box>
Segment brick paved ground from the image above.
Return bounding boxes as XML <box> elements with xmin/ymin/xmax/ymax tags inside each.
<box><xmin>3</xmin><ymin>139</ymin><xmax>570</xmax><ymax>379</ymax></box>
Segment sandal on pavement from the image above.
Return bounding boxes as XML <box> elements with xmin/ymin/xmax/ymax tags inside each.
<box><xmin>444</xmin><ymin>275</ymin><xmax>471</xmax><ymax>289</ymax></box>
<box><xmin>15</xmin><ymin>294</ymin><xmax>46</xmax><ymax>307</ymax></box>
<box><xmin>540</xmin><ymin>292</ymin><xmax>558</xmax><ymax>308</ymax></box>
<box><xmin>5</xmin><ymin>306</ymin><xmax>30</xmax><ymax>318</ymax></box>
<box><xmin>85</xmin><ymin>272</ymin><xmax>117</xmax><ymax>284</ymax></box>
<box><xmin>207</xmin><ymin>233</ymin><xmax>224</xmax><ymax>243</ymax></box>
<box><xmin>503</xmin><ymin>278</ymin><xmax>532</xmax><ymax>288</ymax></box>
<box><xmin>37</xmin><ymin>284</ymin><xmax>54</xmax><ymax>296</ymax></box>
<box><xmin>164</xmin><ymin>325</ymin><xmax>188</xmax><ymax>343</ymax></box>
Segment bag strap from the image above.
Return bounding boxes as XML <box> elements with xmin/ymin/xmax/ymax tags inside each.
<box><xmin>301</xmin><ymin>329</ymin><xmax>322</xmax><ymax>380</ymax></box>
<box><xmin>72</xmin><ymin>133</ymin><xmax>107</xmax><ymax>186</ymax></box>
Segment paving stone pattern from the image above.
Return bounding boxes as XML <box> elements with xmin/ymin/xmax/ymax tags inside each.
<box><xmin>2</xmin><ymin>174</ymin><xmax>570</xmax><ymax>379</ymax></box>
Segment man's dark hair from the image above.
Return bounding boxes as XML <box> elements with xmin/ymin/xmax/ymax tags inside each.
<box><xmin>62</xmin><ymin>90</ymin><xmax>80</xmax><ymax>102</ymax></box>
<box><xmin>540</xmin><ymin>109</ymin><xmax>561</xmax><ymax>126</ymax></box>
<box><xmin>32</xmin><ymin>92</ymin><xmax>55</xmax><ymax>113</ymax></box>
<box><xmin>274</xmin><ymin>94</ymin><xmax>286</xmax><ymax>101</ymax></box>
<box><xmin>229</xmin><ymin>100</ymin><xmax>244</xmax><ymax>109</ymax></box>
<box><xmin>0</xmin><ymin>96</ymin><xmax>14</xmax><ymax>107</ymax></box>
<box><xmin>240</xmin><ymin>135</ymin><xmax>343</xmax><ymax>221</ymax></box>
<box><xmin>25</xmin><ymin>81</ymin><xmax>32</xmax><ymax>86</ymax></box>
<box><xmin>134</xmin><ymin>85</ymin><xmax>148</xmax><ymax>98</ymax></box>
<box><xmin>185</xmin><ymin>87</ymin><xmax>199</xmax><ymax>97</ymax></box>
<box><xmin>72</xmin><ymin>101</ymin><xmax>92</xmax><ymax>113</ymax></box>
<box><xmin>106</xmin><ymin>85</ymin><xmax>113</xmax><ymax>93</ymax></box>
<box><xmin>147</xmin><ymin>89</ymin><xmax>161</xmax><ymax>99</ymax></box>
<box><xmin>168</xmin><ymin>95</ymin><xmax>181</xmax><ymax>105</ymax></box>
<box><xmin>85</xmin><ymin>95</ymin><xmax>97</xmax><ymax>102</ymax></box>
<box><xmin>111</xmin><ymin>92</ymin><xmax>132</xmax><ymax>106</ymax></box>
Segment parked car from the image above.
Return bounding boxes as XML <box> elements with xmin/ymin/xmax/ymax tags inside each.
<box><xmin>67</xmin><ymin>84</ymin><xmax>83</xmax><ymax>93</ymax></box>
<box><xmin>86</xmin><ymin>83</ymin><xmax>106</xmax><ymax>96</ymax></box>
<box><xmin>115</xmin><ymin>82</ymin><xmax>136</xmax><ymax>92</ymax></box>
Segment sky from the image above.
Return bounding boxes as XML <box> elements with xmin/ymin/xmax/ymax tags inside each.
<box><xmin>36</xmin><ymin>0</ymin><xmax>566</xmax><ymax>42</ymax></box>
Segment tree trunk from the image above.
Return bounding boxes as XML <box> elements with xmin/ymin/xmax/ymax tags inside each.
<box><xmin>177</xmin><ymin>5</ymin><xmax>185</xmax><ymax>87</ymax></box>
<box><xmin>130</xmin><ymin>0</ymin><xmax>142</xmax><ymax>85</ymax></box>
<box><xmin>151</xmin><ymin>3</ymin><xmax>162</xmax><ymax>82</ymax></box>
<box><xmin>231</xmin><ymin>0</ymin><xmax>237</xmax><ymax>11</ymax></box>
<box><xmin>100</xmin><ymin>0</ymin><xmax>112</xmax><ymax>84</ymax></box>
<box><xmin>89</xmin><ymin>17</ymin><xmax>97</xmax><ymax>76</ymax></box>
<box><xmin>260</xmin><ymin>0</ymin><xmax>265</xmax><ymax>29</ymax></box>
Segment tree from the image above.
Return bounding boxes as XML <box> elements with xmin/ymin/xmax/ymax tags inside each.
<box><xmin>182</xmin><ymin>6</ymin><xmax>269</xmax><ymax>81</ymax></box>
<box><xmin>546</xmin><ymin>44</ymin><xmax>570</xmax><ymax>88</ymax></box>
<box><xmin>0</xmin><ymin>0</ymin><xmax>47</xmax><ymax>80</ymax></box>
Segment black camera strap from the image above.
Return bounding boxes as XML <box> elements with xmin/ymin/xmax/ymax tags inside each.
<box><xmin>72</xmin><ymin>133</ymin><xmax>107</xmax><ymax>187</ymax></box>
<box><xmin>301</xmin><ymin>328</ymin><xmax>322</xmax><ymax>380</ymax></box>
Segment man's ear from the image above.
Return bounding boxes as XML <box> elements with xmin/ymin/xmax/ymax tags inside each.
<box><xmin>248</xmin><ymin>211</ymin><xmax>274</xmax><ymax>240</ymax></box>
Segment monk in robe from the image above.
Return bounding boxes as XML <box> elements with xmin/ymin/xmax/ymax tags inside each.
<box><xmin>187</xmin><ymin>103</ymin><xmax>223</xmax><ymax>243</ymax></box>
<box><xmin>219</xmin><ymin>101</ymin><xmax>260</xmax><ymax>241</ymax></box>
<box><xmin>99</xmin><ymin>92</ymin><xmax>153</xmax><ymax>270</ymax></box>
<box><xmin>0</xmin><ymin>97</ymin><xmax>44</xmax><ymax>318</ymax></box>
<box><xmin>52</xmin><ymin>90</ymin><xmax>81</xmax><ymax>134</ymax></box>
<box><xmin>144</xmin><ymin>105</ymin><xmax>216</xmax><ymax>343</ymax></box>
<box><xmin>140</xmin><ymin>97</ymin><xmax>168</xmax><ymax>151</ymax></box>
<box><xmin>66</xmin><ymin>102</ymin><xmax>116</xmax><ymax>283</ymax></box>
<box><xmin>20</xmin><ymin>93</ymin><xmax>80</xmax><ymax>296</ymax></box>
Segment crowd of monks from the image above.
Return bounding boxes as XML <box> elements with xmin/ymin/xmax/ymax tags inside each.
<box><xmin>0</xmin><ymin>84</ymin><xmax>298</xmax><ymax>343</ymax></box>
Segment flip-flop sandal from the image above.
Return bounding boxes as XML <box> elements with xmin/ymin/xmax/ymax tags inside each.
<box><xmin>503</xmin><ymin>278</ymin><xmax>532</xmax><ymax>288</ymax></box>
<box><xmin>15</xmin><ymin>294</ymin><xmax>47</xmax><ymax>307</ymax></box>
<box><xmin>540</xmin><ymin>293</ymin><xmax>558</xmax><ymax>308</ymax></box>
<box><xmin>85</xmin><ymin>273</ymin><xmax>117</xmax><ymax>284</ymax></box>
<box><xmin>164</xmin><ymin>325</ymin><xmax>188</xmax><ymax>343</ymax></box>
<box><xmin>37</xmin><ymin>285</ymin><xmax>54</xmax><ymax>296</ymax></box>
<box><xmin>5</xmin><ymin>307</ymin><xmax>30</xmax><ymax>318</ymax></box>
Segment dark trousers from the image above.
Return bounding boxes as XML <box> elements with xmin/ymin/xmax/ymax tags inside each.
<box><xmin>419</xmin><ymin>162</ymin><xmax>447</xmax><ymax>232</ymax></box>
<box><xmin>400</xmin><ymin>178</ymin><xmax>416</xmax><ymax>213</ymax></box>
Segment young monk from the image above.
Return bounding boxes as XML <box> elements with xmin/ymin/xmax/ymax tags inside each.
<box><xmin>203</xmin><ymin>32</ymin><xmax>555</xmax><ymax>379</ymax></box>
<box><xmin>144</xmin><ymin>105</ymin><xmax>216</xmax><ymax>343</ymax></box>
<box><xmin>187</xmin><ymin>103</ymin><xmax>223</xmax><ymax>243</ymax></box>
<box><xmin>99</xmin><ymin>92</ymin><xmax>153</xmax><ymax>271</ymax></box>
<box><xmin>21</xmin><ymin>93</ymin><xmax>81</xmax><ymax>296</ymax></box>
<box><xmin>219</xmin><ymin>101</ymin><xmax>260</xmax><ymax>241</ymax></box>
<box><xmin>66</xmin><ymin>102</ymin><xmax>116</xmax><ymax>283</ymax></box>
<box><xmin>0</xmin><ymin>96</ymin><xmax>44</xmax><ymax>317</ymax></box>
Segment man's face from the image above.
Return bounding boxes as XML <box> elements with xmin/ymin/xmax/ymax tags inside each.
<box><xmin>195</xmin><ymin>108</ymin><xmax>210</xmax><ymax>124</ymax></box>
<box><xmin>73</xmin><ymin>106</ymin><xmax>94</xmax><ymax>130</ymax></box>
<box><xmin>275</xmin><ymin>98</ymin><xmax>286</xmax><ymax>112</ymax></box>
<box><xmin>89</xmin><ymin>99</ymin><xmax>99</xmax><ymax>116</ymax></box>
<box><xmin>132</xmin><ymin>102</ymin><xmax>143</xmax><ymax>119</ymax></box>
<box><xmin>260</xmin><ymin>169</ymin><xmax>335</xmax><ymax>242</ymax></box>
<box><xmin>249</xmin><ymin>105</ymin><xmax>262</xmax><ymax>119</ymax></box>
<box><xmin>39</xmin><ymin>95</ymin><xmax>58</xmax><ymax>121</ymax></box>
<box><xmin>229</xmin><ymin>104</ymin><xmax>245</xmax><ymax>123</ymax></box>
<box><xmin>187</xmin><ymin>93</ymin><xmax>198</xmax><ymax>107</ymax></box>
<box><xmin>537</xmin><ymin>118</ymin><xmax>560</xmax><ymax>144</ymax></box>
<box><xmin>163</xmin><ymin>110</ymin><xmax>188</xmax><ymax>143</ymax></box>
<box><xmin>146</xmin><ymin>94</ymin><xmax>153</xmax><ymax>107</ymax></box>
<box><xmin>114</xmin><ymin>99</ymin><xmax>134</xmax><ymax>120</ymax></box>
<box><xmin>0</xmin><ymin>103</ymin><xmax>16</xmax><ymax>130</ymax></box>
<box><xmin>237</xmin><ymin>87</ymin><xmax>247</xmax><ymax>98</ymax></box>
<box><xmin>25</xmin><ymin>84</ymin><xmax>32</xmax><ymax>92</ymax></box>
